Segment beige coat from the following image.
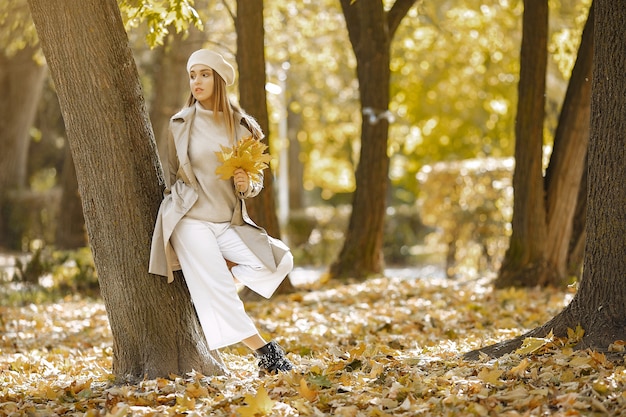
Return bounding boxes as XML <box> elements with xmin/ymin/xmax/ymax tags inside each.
<box><xmin>149</xmin><ymin>105</ymin><xmax>288</xmax><ymax>283</ymax></box>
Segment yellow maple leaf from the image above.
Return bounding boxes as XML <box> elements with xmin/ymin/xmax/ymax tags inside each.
<box><xmin>298</xmin><ymin>377</ymin><xmax>318</xmax><ymax>402</ymax></box>
<box><xmin>508</xmin><ymin>357</ymin><xmax>530</xmax><ymax>377</ymax></box>
<box><xmin>349</xmin><ymin>343</ymin><xmax>366</xmax><ymax>358</ymax></box>
<box><xmin>175</xmin><ymin>394</ymin><xmax>196</xmax><ymax>409</ymax></box>
<box><xmin>237</xmin><ymin>385</ymin><xmax>276</xmax><ymax>417</ymax></box>
<box><xmin>567</xmin><ymin>325</ymin><xmax>585</xmax><ymax>342</ymax></box>
<box><xmin>185</xmin><ymin>382</ymin><xmax>209</xmax><ymax>398</ymax></box>
<box><xmin>515</xmin><ymin>336</ymin><xmax>551</xmax><ymax>355</ymax></box>
<box><xmin>477</xmin><ymin>367</ymin><xmax>504</xmax><ymax>386</ymax></box>
<box><xmin>368</xmin><ymin>362</ymin><xmax>385</xmax><ymax>378</ymax></box>
<box><xmin>69</xmin><ymin>378</ymin><xmax>92</xmax><ymax>395</ymax></box>
<box><xmin>569</xmin><ymin>355</ymin><xmax>592</xmax><ymax>367</ymax></box>
<box><xmin>215</xmin><ymin>135</ymin><xmax>272</xmax><ymax>183</ymax></box>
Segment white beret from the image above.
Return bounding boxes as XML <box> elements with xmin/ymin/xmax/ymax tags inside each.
<box><xmin>186</xmin><ymin>49</ymin><xmax>235</xmax><ymax>86</ymax></box>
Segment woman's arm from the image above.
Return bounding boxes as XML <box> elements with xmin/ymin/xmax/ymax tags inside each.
<box><xmin>235</xmin><ymin>168</ymin><xmax>263</xmax><ymax>199</ymax></box>
<box><xmin>235</xmin><ymin>114</ymin><xmax>265</xmax><ymax>199</ymax></box>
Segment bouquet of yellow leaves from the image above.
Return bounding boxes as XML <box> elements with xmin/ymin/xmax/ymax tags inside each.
<box><xmin>214</xmin><ymin>135</ymin><xmax>272</xmax><ymax>183</ymax></box>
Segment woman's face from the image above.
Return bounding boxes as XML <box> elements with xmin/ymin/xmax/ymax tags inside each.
<box><xmin>189</xmin><ymin>64</ymin><xmax>215</xmax><ymax>108</ymax></box>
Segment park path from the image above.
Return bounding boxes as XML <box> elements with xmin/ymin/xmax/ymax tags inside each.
<box><xmin>1</xmin><ymin>252</ymin><xmax>446</xmax><ymax>286</ymax></box>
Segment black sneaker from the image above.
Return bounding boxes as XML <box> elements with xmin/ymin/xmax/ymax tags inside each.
<box><xmin>255</xmin><ymin>341</ymin><xmax>293</xmax><ymax>374</ymax></box>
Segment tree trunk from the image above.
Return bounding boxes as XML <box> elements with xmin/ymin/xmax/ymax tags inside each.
<box><xmin>497</xmin><ymin>1</ymin><xmax>593</xmax><ymax>288</ymax></box>
<box><xmin>27</xmin><ymin>0</ymin><xmax>224</xmax><ymax>381</ymax></box>
<box><xmin>330</xmin><ymin>0</ymin><xmax>416</xmax><ymax>280</ymax></box>
<box><xmin>235</xmin><ymin>0</ymin><xmax>295</xmax><ymax>297</ymax></box>
<box><xmin>466</xmin><ymin>0</ymin><xmax>626</xmax><ymax>359</ymax></box>
<box><xmin>543</xmin><ymin>2</ymin><xmax>593</xmax><ymax>284</ymax></box>
<box><xmin>149</xmin><ymin>14</ymin><xmax>206</xmax><ymax>166</ymax></box>
<box><xmin>55</xmin><ymin>147</ymin><xmax>87</xmax><ymax>249</ymax></box>
<box><xmin>0</xmin><ymin>46</ymin><xmax>46</xmax><ymax>249</ymax></box>
<box><xmin>30</xmin><ymin>73</ymin><xmax>88</xmax><ymax>250</ymax></box>
<box><xmin>567</xmin><ymin>156</ymin><xmax>587</xmax><ymax>277</ymax></box>
<box><xmin>235</xmin><ymin>0</ymin><xmax>280</xmax><ymax>238</ymax></box>
<box><xmin>287</xmin><ymin>107</ymin><xmax>304</xmax><ymax>211</ymax></box>
<box><xmin>495</xmin><ymin>0</ymin><xmax>550</xmax><ymax>288</ymax></box>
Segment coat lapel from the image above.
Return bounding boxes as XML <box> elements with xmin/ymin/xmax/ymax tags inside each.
<box><xmin>170</xmin><ymin>106</ymin><xmax>197</xmax><ymax>187</ymax></box>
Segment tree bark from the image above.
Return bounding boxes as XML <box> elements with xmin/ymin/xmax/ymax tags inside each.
<box><xmin>29</xmin><ymin>73</ymin><xmax>89</xmax><ymax>250</ymax></box>
<box><xmin>0</xmin><ymin>46</ymin><xmax>46</xmax><ymax>249</ymax></box>
<box><xmin>543</xmin><ymin>2</ymin><xmax>593</xmax><ymax>284</ymax></box>
<box><xmin>149</xmin><ymin>15</ymin><xmax>206</xmax><ymax>167</ymax></box>
<box><xmin>27</xmin><ymin>0</ymin><xmax>224</xmax><ymax>381</ymax></box>
<box><xmin>287</xmin><ymin>107</ymin><xmax>304</xmax><ymax>210</ymax></box>
<box><xmin>495</xmin><ymin>0</ymin><xmax>550</xmax><ymax>288</ymax></box>
<box><xmin>235</xmin><ymin>0</ymin><xmax>295</xmax><ymax>297</ymax></box>
<box><xmin>497</xmin><ymin>1</ymin><xmax>593</xmax><ymax>288</ymax></box>
<box><xmin>55</xmin><ymin>147</ymin><xmax>87</xmax><ymax>249</ymax></box>
<box><xmin>235</xmin><ymin>0</ymin><xmax>279</xmax><ymax>237</ymax></box>
<box><xmin>466</xmin><ymin>0</ymin><xmax>626</xmax><ymax>360</ymax></box>
<box><xmin>330</xmin><ymin>0</ymin><xmax>416</xmax><ymax>280</ymax></box>
<box><xmin>567</xmin><ymin>156</ymin><xmax>587</xmax><ymax>277</ymax></box>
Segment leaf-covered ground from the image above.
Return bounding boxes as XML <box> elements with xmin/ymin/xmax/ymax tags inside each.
<box><xmin>2</xmin><ymin>273</ymin><xmax>626</xmax><ymax>416</ymax></box>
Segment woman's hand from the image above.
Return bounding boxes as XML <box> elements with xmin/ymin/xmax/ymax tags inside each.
<box><xmin>233</xmin><ymin>168</ymin><xmax>250</xmax><ymax>193</ymax></box>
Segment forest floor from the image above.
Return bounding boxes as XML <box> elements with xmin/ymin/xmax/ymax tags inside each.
<box><xmin>1</xmin><ymin>267</ymin><xmax>626</xmax><ymax>416</ymax></box>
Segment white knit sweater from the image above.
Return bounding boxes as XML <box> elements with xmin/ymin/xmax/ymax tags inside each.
<box><xmin>185</xmin><ymin>102</ymin><xmax>243</xmax><ymax>223</ymax></box>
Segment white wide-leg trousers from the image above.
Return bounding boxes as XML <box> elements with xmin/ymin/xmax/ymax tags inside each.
<box><xmin>170</xmin><ymin>217</ymin><xmax>293</xmax><ymax>349</ymax></box>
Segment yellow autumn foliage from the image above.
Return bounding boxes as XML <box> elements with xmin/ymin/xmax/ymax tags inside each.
<box><xmin>4</xmin><ymin>273</ymin><xmax>626</xmax><ymax>416</ymax></box>
<box><xmin>214</xmin><ymin>135</ymin><xmax>272</xmax><ymax>183</ymax></box>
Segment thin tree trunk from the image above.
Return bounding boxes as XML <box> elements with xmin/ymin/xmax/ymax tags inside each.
<box><xmin>149</xmin><ymin>13</ymin><xmax>206</xmax><ymax>166</ymax></box>
<box><xmin>235</xmin><ymin>0</ymin><xmax>279</xmax><ymax>237</ymax></box>
<box><xmin>236</xmin><ymin>0</ymin><xmax>295</xmax><ymax>297</ymax></box>
<box><xmin>333</xmin><ymin>0</ymin><xmax>391</xmax><ymax>280</ymax></box>
<box><xmin>466</xmin><ymin>0</ymin><xmax>626</xmax><ymax>359</ymax></box>
<box><xmin>55</xmin><ymin>147</ymin><xmax>87</xmax><ymax>249</ymax></box>
<box><xmin>543</xmin><ymin>3</ymin><xmax>593</xmax><ymax>283</ymax></box>
<box><xmin>31</xmin><ymin>73</ymin><xmax>89</xmax><ymax>250</ymax></box>
<box><xmin>330</xmin><ymin>0</ymin><xmax>416</xmax><ymax>280</ymax></box>
<box><xmin>567</xmin><ymin>156</ymin><xmax>587</xmax><ymax>277</ymax></box>
<box><xmin>28</xmin><ymin>0</ymin><xmax>224</xmax><ymax>381</ymax></box>
<box><xmin>287</xmin><ymin>107</ymin><xmax>304</xmax><ymax>210</ymax></box>
<box><xmin>0</xmin><ymin>46</ymin><xmax>46</xmax><ymax>249</ymax></box>
<box><xmin>495</xmin><ymin>0</ymin><xmax>550</xmax><ymax>288</ymax></box>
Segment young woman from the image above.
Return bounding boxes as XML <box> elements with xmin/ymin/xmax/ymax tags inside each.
<box><xmin>149</xmin><ymin>49</ymin><xmax>294</xmax><ymax>374</ymax></box>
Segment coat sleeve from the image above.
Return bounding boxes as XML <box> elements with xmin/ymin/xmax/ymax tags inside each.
<box><xmin>235</xmin><ymin>117</ymin><xmax>265</xmax><ymax>199</ymax></box>
<box><xmin>166</xmin><ymin>126</ymin><xmax>178</xmax><ymax>194</ymax></box>
<box><xmin>237</xmin><ymin>170</ymin><xmax>263</xmax><ymax>199</ymax></box>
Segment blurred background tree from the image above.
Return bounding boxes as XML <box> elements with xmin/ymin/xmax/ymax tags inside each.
<box><xmin>0</xmin><ymin>0</ymin><xmax>593</xmax><ymax>286</ymax></box>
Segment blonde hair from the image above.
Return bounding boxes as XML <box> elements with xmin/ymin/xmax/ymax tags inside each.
<box><xmin>185</xmin><ymin>69</ymin><xmax>264</xmax><ymax>141</ymax></box>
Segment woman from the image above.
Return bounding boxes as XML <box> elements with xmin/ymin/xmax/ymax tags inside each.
<box><xmin>149</xmin><ymin>49</ymin><xmax>294</xmax><ymax>374</ymax></box>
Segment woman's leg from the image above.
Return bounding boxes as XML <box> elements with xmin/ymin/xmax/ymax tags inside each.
<box><xmin>217</xmin><ymin>228</ymin><xmax>294</xmax><ymax>298</ymax></box>
<box><xmin>216</xmin><ymin>226</ymin><xmax>294</xmax><ymax>372</ymax></box>
<box><xmin>170</xmin><ymin>218</ymin><xmax>259</xmax><ymax>350</ymax></box>
<box><xmin>242</xmin><ymin>334</ymin><xmax>267</xmax><ymax>350</ymax></box>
